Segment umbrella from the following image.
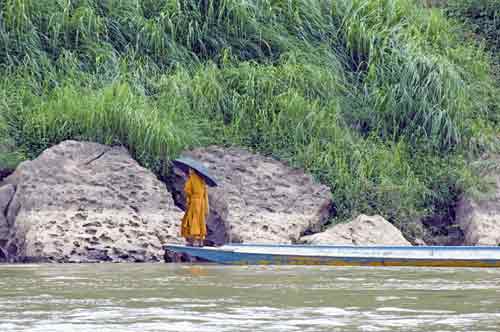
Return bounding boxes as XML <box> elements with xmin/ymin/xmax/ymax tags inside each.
<box><xmin>172</xmin><ymin>157</ymin><xmax>218</xmax><ymax>187</ymax></box>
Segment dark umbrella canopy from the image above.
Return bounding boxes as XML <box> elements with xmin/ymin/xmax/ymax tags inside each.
<box><xmin>172</xmin><ymin>157</ymin><xmax>218</xmax><ymax>187</ymax></box>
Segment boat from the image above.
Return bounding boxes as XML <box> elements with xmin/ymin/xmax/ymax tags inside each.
<box><xmin>164</xmin><ymin>243</ymin><xmax>500</xmax><ymax>267</ymax></box>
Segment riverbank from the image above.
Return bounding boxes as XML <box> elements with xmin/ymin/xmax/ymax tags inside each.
<box><xmin>1</xmin><ymin>140</ymin><xmax>499</xmax><ymax>263</ymax></box>
<box><xmin>1</xmin><ymin>1</ymin><xmax>499</xmax><ymax>249</ymax></box>
<box><xmin>0</xmin><ymin>140</ymin><xmax>412</xmax><ymax>263</ymax></box>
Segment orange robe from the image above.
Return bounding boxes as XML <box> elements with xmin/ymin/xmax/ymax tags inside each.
<box><xmin>181</xmin><ymin>172</ymin><xmax>209</xmax><ymax>240</ymax></box>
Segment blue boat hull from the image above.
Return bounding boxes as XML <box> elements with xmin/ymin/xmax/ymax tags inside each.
<box><xmin>164</xmin><ymin>244</ymin><xmax>500</xmax><ymax>268</ymax></box>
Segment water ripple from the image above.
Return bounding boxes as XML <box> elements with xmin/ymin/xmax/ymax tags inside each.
<box><xmin>0</xmin><ymin>264</ymin><xmax>499</xmax><ymax>332</ymax></box>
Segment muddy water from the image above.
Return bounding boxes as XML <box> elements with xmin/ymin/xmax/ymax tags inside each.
<box><xmin>0</xmin><ymin>264</ymin><xmax>499</xmax><ymax>331</ymax></box>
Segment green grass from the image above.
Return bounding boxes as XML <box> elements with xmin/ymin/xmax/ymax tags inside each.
<box><xmin>445</xmin><ymin>0</ymin><xmax>500</xmax><ymax>51</ymax></box>
<box><xmin>0</xmin><ymin>0</ymin><xmax>499</xmax><ymax>239</ymax></box>
<box><xmin>445</xmin><ymin>0</ymin><xmax>500</xmax><ymax>81</ymax></box>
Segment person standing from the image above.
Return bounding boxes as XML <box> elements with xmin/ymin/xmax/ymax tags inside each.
<box><xmin>181</xmin><ymin>168</ymin><xmax>209</xmax><ymax>247</ymax></box>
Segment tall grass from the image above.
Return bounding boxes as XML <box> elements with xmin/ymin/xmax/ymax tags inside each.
<box><xmin>0</xmin><ymin>0</ymin><xmax>498</xmax><ymax>236</ymax></box>
<box><xmin>445</xmin><ymin>0</ymin><xmax>500</xmax><ymax>53</ymax></box>
<box><xmin>445</xmin><ymin>0</ymin><xmax>500</xmax><ymax>87</ymax></box>
<box><xmin>442</xmin><ymin>0</ymin><xmax>500</xmax><ymax>153</ymax></box>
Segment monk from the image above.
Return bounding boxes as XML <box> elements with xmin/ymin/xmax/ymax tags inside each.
<box><xmin>181</xmin><ymin>168</ymin><xmax>209</xmax><ymax>247</ymax></box>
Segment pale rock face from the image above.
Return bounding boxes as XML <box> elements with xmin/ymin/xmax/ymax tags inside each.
<box><xmin>456</xmin><ymin>163</ymin><xmax>500</xmax><ymax>246</ymax></box>
<box><xmin>169</xmin><ymin>146</ymin><xmax>333</xmax><ymax>244</ymax></box>
<box><xmin>299</xmin><ymin>214</ymin><xmax>411</xmax><ymax>246</ymax></box>
<box><xmin>1</xmin><ymin>140</ymin><xmax>183</xmax><ymax>262</ymax></box>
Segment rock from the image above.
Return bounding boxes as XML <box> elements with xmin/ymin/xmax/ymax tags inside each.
<box><xmin>0</xmin><ymin>184</ymin><xmax>16</xmax><ymax>260</ymax></box>
<box><xmin>1</xmin><ymin>140</ymin><xmax>184</xmax><ymax>262</ymax></box>
<box><xmin>0</xmin><ymin>184</ymin><xmax>15</xmax><ymax>230</ymax></box>
<box><xmin>299</xmin><ymin>214</ymin><xmax>411</xmax><ymax>245</ymax></box>
<box><xmin>456</xmin><ymin>161</ymin><xmax>500</xmax><ymax>246</ymax></box>
<box><xmin>169</xmin><ymin>146</ymin><xmax>332</xmax><ymax>244</ymax></box>
<box><xmin>0</xmin><ymin>168</ymin><xmax>13</xmax><ymax>182</ymax></box>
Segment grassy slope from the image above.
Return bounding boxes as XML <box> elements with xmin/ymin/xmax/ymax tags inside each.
<box><xmin>0</xmin><ymin>0</ymin><xmax>498</xmax><ymax>238</ymax></box>
<box><xmin>445</xmin><ymin>0</ymin><xmax>500</xmax><ymax>80</ymax></box>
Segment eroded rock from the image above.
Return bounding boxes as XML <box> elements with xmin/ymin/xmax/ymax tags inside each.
<box><xmin>456</xmin><ymin>160</ymin><xmax>500</xmax><ymax>246</ymax></box>
<box><xmin>299</xmin><ymin>214</ymin><xmax>411</xmax><ymax>245</ymax></box>
<box><xmin>2</xmin><ymin>140</ymin><xmax>184</xmax><ymax>262</ymax></box>
<box><xmin>169</xmin><ymin>146</ymin><xmax>332</xmax><ymax>244</ymax></box>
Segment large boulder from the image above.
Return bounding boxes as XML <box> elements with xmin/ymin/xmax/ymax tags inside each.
<box><xmin>169</xmin><ymin>146</ymin><xmax>332</xmax><ymax>244</ymax></box>
<box><xmin>2</xmin><ymin>140</ymin><xmax>184</xmax><ymax>262</ymax></box>
<box><xmin>456</xmin><ymin>161</ymin><xmax>500</xmax><ymax>246</ymax></box>
<box><xmin>299</xmin><ymin>214</ymin><xmax>411</xmax><ymax>245</ymax></box>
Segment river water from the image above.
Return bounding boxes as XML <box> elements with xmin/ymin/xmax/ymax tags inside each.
<box><xmin>0</xmin><ymin>264</ymin><xmax>499</xmax><ymax>332</ymax></box>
